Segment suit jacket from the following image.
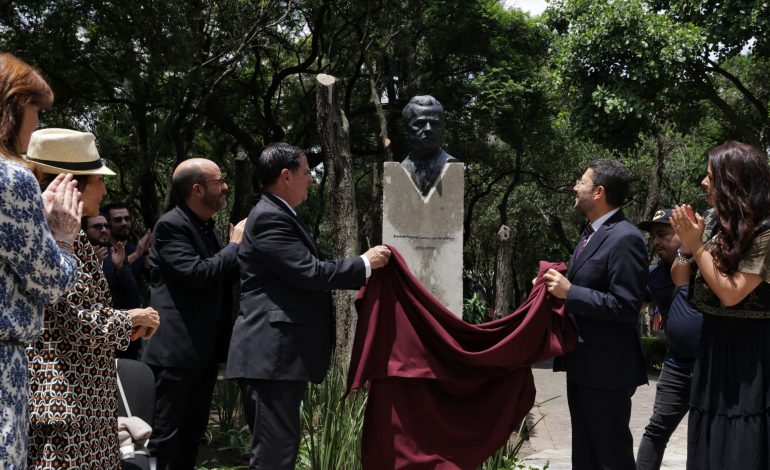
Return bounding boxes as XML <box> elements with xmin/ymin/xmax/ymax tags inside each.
<box><xmin>554</xmin><ymin>210</ymin><xmax>648</xmax><ymax>390</ymax></box>
<box><xmin>142</xmin><ymin>204</ymin><xmax>239</xmax><ymax>369</ymax></box>
<box><xmin>226</xmin><ymin>192</ymin><xmax>366</xmax><ymax>383</ymax></box>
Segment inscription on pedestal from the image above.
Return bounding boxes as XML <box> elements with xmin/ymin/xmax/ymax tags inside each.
<box><xmin>382</xmin><ymin>162</ymin><xmax>464</xmax><ymax>316</ymax></box>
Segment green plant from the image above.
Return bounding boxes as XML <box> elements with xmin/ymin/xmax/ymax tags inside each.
<box><xmin>478</xmin><ymin>421</ymin><xmax>544</xmax><ymax>469</ymax></box>
<box><xmin>211</xmin><ymin>376</ymin><xmax>243</xmax><ymax>434</ymax></box>
<box><xmin>477</xmin><ymin>395</ymin><xmax>559</xmax><ymax>469</ymax></box>
<box><xmin>640</xmin><ymin>335</ymin><xmax>668</xmax><ymax>372</ymax></box>
<box><xmin>463</xmin><ymin>292</ymin><xmax>490</xmax><ymax>324</ymax></box>
<box><xmin>298</xmin><ymin>365</ymin><xmax>367</xmax><ymax>470</ymax></box>
<box><xmin>195</xmin><ymin>457</ymin><xmax>248</xmax><ymax>470</ymax></box>
<box><xmin>218</xmin><ymin>425</ymin><xmax>251</xmax><ymax>457</ymax></box>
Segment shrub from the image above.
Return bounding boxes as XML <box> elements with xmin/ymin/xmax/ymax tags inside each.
<box><xmin>640</xmin><ymin>335</ymin><xmax>668</xmax><ymax>372</ymax></box>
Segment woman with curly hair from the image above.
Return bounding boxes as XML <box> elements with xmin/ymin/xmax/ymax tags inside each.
<box><xmin>671</xmin><ymin>140</ymin><xmax>770</xmax><ymax>469</ymax></box>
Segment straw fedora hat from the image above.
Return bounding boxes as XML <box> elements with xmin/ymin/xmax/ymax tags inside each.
<box><xmin>25</xmin><ymin>128</ymin><xmax>116</xmax><ymax>175</ymax></box>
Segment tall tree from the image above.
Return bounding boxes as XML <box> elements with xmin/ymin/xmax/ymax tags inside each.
<box><xmin>547</xmin><ymin>0</ymin><xmax>770</xmax><ymax>149</ymax></box>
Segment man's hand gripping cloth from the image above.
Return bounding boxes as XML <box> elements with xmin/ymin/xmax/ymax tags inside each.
<box><xmin>347</xmin><ymin>246</ymin><xmax>577</xmax><ymax>470</ymax></box>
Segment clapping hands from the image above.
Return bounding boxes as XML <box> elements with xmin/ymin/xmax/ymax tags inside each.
<box><xmin>42</xmin><ymin>174</ymin><xmax>82</xmax><ymax>246</ymax></box>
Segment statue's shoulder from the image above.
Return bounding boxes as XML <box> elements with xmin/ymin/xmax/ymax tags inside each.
<box><xmin>439</xmin><ymin>149</ymin><xmax>459</xmax><ymax>164</ymax></box>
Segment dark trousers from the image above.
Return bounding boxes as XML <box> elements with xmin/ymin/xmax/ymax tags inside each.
<box><xmin>636</xmin><ymin>365</ymin><xmax>692</xmax><ymax>470</ymax></box>
<box><xmin>239</xmin><ymin>379</ymin><xmax>307</xmax><ymax>470</ymax></box>
<box><xmin>147</xmin><ymin>362</ymin><xmax>219</xmax><ymax>470</ymax></box>
<box><xmin>567</xmin><ymin>381</ymin><xmax>636</xmax><ymax>470</ymax></box>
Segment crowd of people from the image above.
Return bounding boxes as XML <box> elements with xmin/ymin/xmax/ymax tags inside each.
<box><xmin>2</xmin><ymin>50</ymin><xmax>770</xmax><ymax>470</ymax></box>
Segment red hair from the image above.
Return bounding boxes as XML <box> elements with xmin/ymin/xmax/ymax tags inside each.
<box><xmin>0</xmin><ymin>52</ymin><xmax>53</xmax><ymax>159</ymax></box>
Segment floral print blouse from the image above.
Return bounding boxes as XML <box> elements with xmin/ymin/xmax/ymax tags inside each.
<box><xmin>0</xmin><ymin>158</ymin><xmax>77</xmax><ymax>468</ymax></box>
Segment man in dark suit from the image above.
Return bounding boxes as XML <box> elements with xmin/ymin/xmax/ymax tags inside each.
<box><xmin>542</xmin><ymin>159</ymin><xmax>648</xmax><ymax>470</ymax></box>
<box><xmin>143</xmin><ymin>158</ymin><xmax>247</xmax><ymax>470</ymax></box>
<box><xmin>226</xmin><ymin>143</ymin><xmax>391</xmax><ymax>470</ymax></box>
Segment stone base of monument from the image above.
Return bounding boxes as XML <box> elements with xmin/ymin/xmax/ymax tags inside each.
<box><xmin>382</xmin><ymin>161</ymin><xmax>464</xmax><ymax>317</ymax></box>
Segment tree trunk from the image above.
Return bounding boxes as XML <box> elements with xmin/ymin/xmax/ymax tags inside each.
<box><xmin>232</xmin><ymin>149</ymin><xmax>257</xmax><ymax>222</ymax></box>
<box><xmin>366</xmin><ymin>65</ymin><xmax>391</xmax><ymax>247</ymax></box>
<box><xmin>642</xmin><ymin>131</ymin><xmax>668</xmax><ymax>223</ymax></box>
<box><xmin>316</xmin><ymin>73</ymin><xmax>360</xmax><ymax>373</ymax></box>
<box><xmin>494</xmin><ymin>225</ymin><xmax>514</xmax><ymax>317</ymax></box>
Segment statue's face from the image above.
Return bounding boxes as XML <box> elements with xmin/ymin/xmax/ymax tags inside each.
<box><xmin>406</xmin><ymin>105</ymin><xmax>444</xmax><ymax>152</ymax></box>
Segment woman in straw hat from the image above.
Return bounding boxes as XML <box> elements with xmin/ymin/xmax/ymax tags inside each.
<box><xmin>25</xmin><ymin>128</ymin><xmax>161</xmax><ymax>468</ymax></box>
<box><xmin>0</xmin><ymin>53</ymin><xmax>81</xmax><ymax>467</ymax></box>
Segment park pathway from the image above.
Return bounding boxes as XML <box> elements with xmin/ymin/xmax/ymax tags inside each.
<box><xmin>521</xmin><ymin>359</ymin><xmax>688</xmax><ymax>470</ymax></box>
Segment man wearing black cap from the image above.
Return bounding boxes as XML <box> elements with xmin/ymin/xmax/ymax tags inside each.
<box><xmin>636</xmin><ymin>209</ymin><xmax>704</xmax><ymax>470</ymax></box>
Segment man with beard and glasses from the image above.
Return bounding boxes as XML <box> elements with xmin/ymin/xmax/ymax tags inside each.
<box><xmin>142</xmin><ymin>158</ymin><xmax>247</xmax><ymax>470</ymax></box>
<box><xmin>83</xmin><ymin>214</ymin><xmax>111</xmax><ymax>260</ymax></box>
<box><xmin>100</xmin><ymin>202</ymin><xmax>152</xmax><ymax>358</ymax></box>
<box><xmin>104</xmin><ymin>202</ymin><xmax>152</xmax><ymax>271</ymax></box>
<box><xmin>83</xmin><ymin>213</ymin><xmax>142</xmax><ymax>322</ymax></box>
<box><xmin>542</xmin><ymin>159</ymin><xmax>648</xmax><ymax>470</ymax></box>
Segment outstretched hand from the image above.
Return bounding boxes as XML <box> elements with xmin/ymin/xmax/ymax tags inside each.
<box><xmin>363</xmin><ymin>245</ymin><xmax>392</xmax><ymax>270</ymax></box>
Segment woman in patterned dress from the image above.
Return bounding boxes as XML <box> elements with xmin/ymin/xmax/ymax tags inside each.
<box><xmin>25</xmin><ymin>128</ymin><xmax>160</xmax><ymax>468</ymax></box>
<box><xmin>671</xmin><ymin>141</ymin><xmax>770</xmax><ymax>469</ymax></box>
<box><xmin>0</xmin><ymin>53</ymin><xmax>82</xmax><ymax>469</ymax></box>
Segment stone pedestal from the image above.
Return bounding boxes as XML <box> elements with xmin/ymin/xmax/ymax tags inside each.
<box><xmin>382</xmin><ymin>162</ymin><xmax>464</xmax><ymax>316</ymax></box>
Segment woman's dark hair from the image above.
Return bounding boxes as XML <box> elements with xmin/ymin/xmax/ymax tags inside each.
<box><xmin>709</xmin><ymin>140</ymin><xmax>770</xmax><ymax>274</ymax></box>
<box><xmin>35</xmin><ymin>170</ymin><xmax>91</xmax><ymax>192</ymax></box>
<box><xmin>0</xmin><ymin>53</ymin><xmax>53</xmax><ymax>159</ymax></box>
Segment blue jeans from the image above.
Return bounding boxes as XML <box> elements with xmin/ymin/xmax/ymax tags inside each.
<box><xmin>636</xmin><ymin>365</ymin><xmax>692</xmax><ymax>470</ymax></box>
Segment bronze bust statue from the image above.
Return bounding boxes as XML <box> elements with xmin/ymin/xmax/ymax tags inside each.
<box><xmin>400</xmin><ymin>95</ymin><xmax>458</xmax><ymax>196</ymax></box>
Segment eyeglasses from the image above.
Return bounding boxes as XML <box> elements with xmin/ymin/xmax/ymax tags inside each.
<box><xmin>111</xmin><ymin>215</ymin><xmax>131</xmax><ymax>223</ymax></box>
<box><xmin>199</xmin><ymin>177</ymin><xmax>226</xmax><ymax>186</ymax></box>
<box><xmin>88</xmin><ymin>223</ymin><xmax>111</xmax><ymax>231</ymax></box>
<box><xmin>575</xmin><ymin>179</ymin><xmax>595</xmax><ymax>189</ymax></box>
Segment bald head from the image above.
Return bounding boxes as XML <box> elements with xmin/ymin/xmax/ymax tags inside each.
<box><xmin>172</xmin><ymin>158</ymin><xmax>214</xmax><ymax>203</ymax></box>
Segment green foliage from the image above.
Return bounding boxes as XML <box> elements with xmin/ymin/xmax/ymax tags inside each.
<box><xmin>463</xmin><ymin>292</ymin><xmax>491</xmax><ymax>324</ymax></box>
<box><xmin>547</xmin><ymin>0</ymin><xmax>770</xmax><ymax>148</ymax></box>
<box><xmin>212</xmin><ymin>377</ymin><xmax>244</xmax><ymax>435</ymax></box>
<box><xmin>479</xmin><ymin>417</ymin><xmax>548</xmax><ymax>470</ymax></box>
<box><xmin>640</xmin><ymin>335</ymin><xmax>668</xmax><ymax>372</ymax></box>
<box><xmin>547</xmin><ymin>0</ymin><xmax>705</xmax><ymax>147</ymax></box>
<box><xmin>298</xmin><ymin>367</ymin><xmax>367</xmax><ymax>470</ymax></box>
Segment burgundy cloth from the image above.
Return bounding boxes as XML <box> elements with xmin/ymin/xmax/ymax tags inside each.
<box><xmin>347</xmin><ymin>246</ymin><xmax>577</xmax><ymax>470</ymax></box>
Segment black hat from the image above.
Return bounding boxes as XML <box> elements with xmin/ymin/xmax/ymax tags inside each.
<box><xmin>638</xmin><ymin>209</ymin><xmax>673</xmax><ymax>231</ymax></box>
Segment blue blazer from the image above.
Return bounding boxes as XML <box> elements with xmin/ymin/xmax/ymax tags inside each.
<box><xmin>554</xmin><ymin>210</ymin><xmax>649</xmax><ymax>390</ymax></box>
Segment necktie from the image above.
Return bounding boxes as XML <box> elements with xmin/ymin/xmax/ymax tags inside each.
<box><xmin>574</xmin><ymin>224</ymin><xmax>595</xmax><ymax>259</ymax></box>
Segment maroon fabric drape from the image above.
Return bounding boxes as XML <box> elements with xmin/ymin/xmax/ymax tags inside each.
<box><xmin>347</xmin><ymin>246</ymin><xmax>577</xmax><ymax>470</ymax></box>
